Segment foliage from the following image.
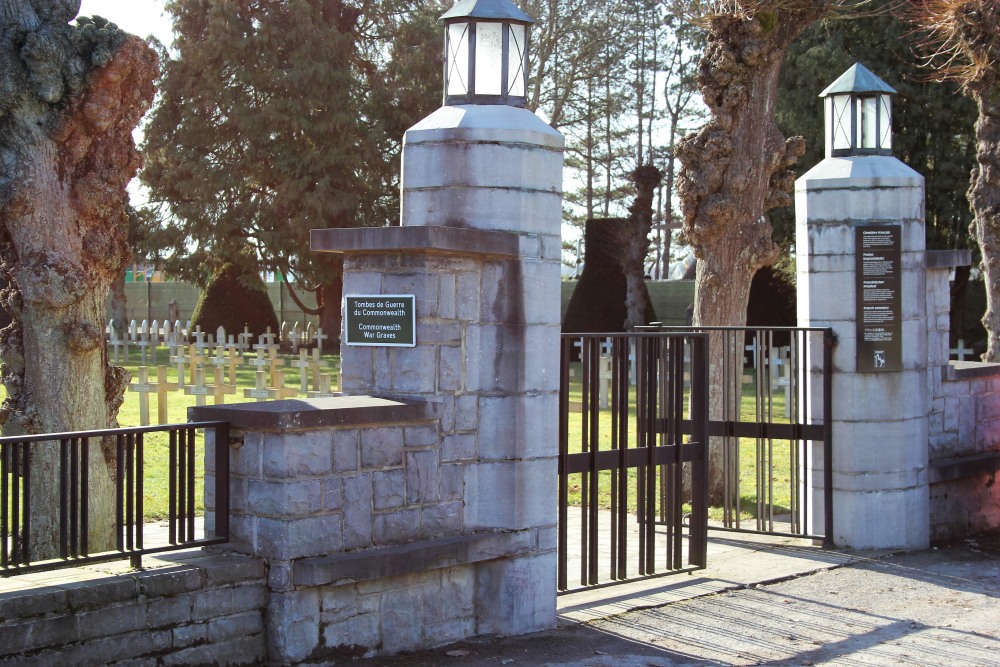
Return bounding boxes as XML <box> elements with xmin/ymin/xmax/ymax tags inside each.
<box><xmin>140</xmin><ymin>0</ymin><xmax>441</xmax><ymax>306</ymax></box>
<box><xmin>774</xmin><ymin>4</ymin><xmax>978</xmax><ymax>252</ymax></box>
<box><xmin>191</xmin><ymin>265</ymin><xmax>279</xmax><ymax>340</ymax></box>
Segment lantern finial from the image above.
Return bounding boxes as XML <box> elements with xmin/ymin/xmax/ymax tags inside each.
<box><xmin>820</xmin><ymin>63</ymin><xmax>896</xmax><ymax>158</ymax></box>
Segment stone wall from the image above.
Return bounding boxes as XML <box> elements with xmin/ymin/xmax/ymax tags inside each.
<box><xmin>0</xmin><ymin>551</ymin><xmax>266</xmax><ymax>666</ymax></box>
<box><xmin>925</xmin><ymin>259</ymin><xmax>1000</xmax><ymax>539</ymax></box>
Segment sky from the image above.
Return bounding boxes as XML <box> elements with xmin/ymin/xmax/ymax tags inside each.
<box><xmin>77</xmin><ymin>0</ymin><xmax>173</xmax><ymax>45</ymax></box>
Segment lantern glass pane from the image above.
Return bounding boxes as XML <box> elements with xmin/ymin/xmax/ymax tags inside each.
<box><xmin>832</xmin><ymin>94</ymin><xmax>851</xmax><ymax>150</ymax></box>
<box><xmin>475</xmin><ymin>22</ymin><xmax>503</xmax><ymax>96</ymax></box>
<box><xmin>879</xmin><ymin>95</ymin><xmax>892</xmax><ymax>149</ymax></box>
<box><xmin>861</xmin><ymin>96</ymin><xmax>878</xmax><ymax>149</ymax></box>
<box><xmin>447</xmin><ymin>23</ymin><xmax>469</xmax><ymax>96</ymax></box>
<box><xmin>507</xmin><ymin>24</ymin><xmax>526</xmax><ymax>97</ymax></box>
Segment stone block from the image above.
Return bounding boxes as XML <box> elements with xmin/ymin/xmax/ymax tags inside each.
<box><xmin>340</xmin><ymin>347</ymin><xmax>374</xmax><ymax>392</ymax></box>
<box><xmin>464</xmin><ymin>458</ymin><xmax>558</xmax><ymax>531</ymax></box>
<box><xmin>58</xmin><ymin>630</ymin><xmax>172</xmax><ymax>666</ymax></box>
<box><xmin>478</xmin><ymin>394</ymin><xmax>558</xmax><ymax>461</ymax></box>
<box><xmin>438</xmin><ymin>272</ymin><xmax>457</xmax><ymax>319</ymax></box>
<box><xmin>146</xmin><ymin>594</ymin><xmax>194</xmax><ymax>629</ymax></box>
<box><xmin>0</xmin><ymin>614</ymin><xmax>76</xmax><ymax>654</ymax></box>
<box><xmin>76</xmin><ymin>603</ymin><xmax>147</xmax><ymax>641</ymax></box>
<box><xmin>475</xmin><ymin>553</ymin><xmax>557</xmax><ymax>636</ymax></box>
<box><xmin>324</xmin><ymin>477</ymin><xmax>344</xmax><ymax>511</ymax></box>
<box><xmin>0</xmin><ymin>585</ymin><xmax>68</xmax><ymax>619</ymax></box>
<box><xmin>424</xmin><ymin>566</ymin><xmax>474</xmax><ymax>629</ymax></box>
<box><xmin>65</xmin><ymin>577</ymin><xmax>138</xmax><ymax>610</ymax></box>
<box><xmin>342</xmin><ymin>269</ymin><xmax>384</xmax><ymax>294</ymax></box>
<box><xmin>262</xmin><ymin>431</ymin><xmax>334</xmax><ymax>479</ymax></box>
<box><xmin>256</xmin><ymin>514</ymin><xmax>343</xmax><ymax>560</ymax></box>
<box><xmin>832</xmin><ymin>486</ymin><xmax>930</xmax><ymax>550</ymax></box>
<box><xmin>520</xmin><ymin>259</ymin><xmax>562</xmax><ymax>326</ymax></box>
<box><xmin>392</xmin><ymin>346</ymin><xmax>437</xmax><ymax>393</ymax></box>
<box><xmin>382</xmin><ymin>272</ymin><xmax>440</xmax><ymax>318</ymax></box>
<box><xmin>379</xmin><ymin>583</ymin><xmax>433</xmax><ymax>653</ymax></box>
<box><xmin>439</xmin><ymin>463</ymin><xmax>465</xmax><ymax>501</ymax></box>
<box><xmin>192</xmin><ymin>584</ymin><xmax>267</xmax><ymax>621</ymax></box>
<box><xmin>417</xmin><ymin>321</ymin><xmax>462</xmax><ymax>345</ymax></box>
<box><xmin>403</xmin><ymin>187</ymin><xmax>563</xmax><ymax>236</ymax></box>
<box><xmin>406</xmin><ymin>450</ymin><xmax>439</xmax><ymax>504</ymax></box>
<box><xmin>374</xmin><ymin>468</ymin><xmax>407</xmax><ymax>510</ymax></box>
<box><xmin>456</xmin><ymin>270</ymin><xmax>481</xmax><ymax>321</ymax></box>
<box><xmin>247</xmin><ymin>478</ymin><xmax>323</xmax><ymax>517</ymax></box>
<box><xmin>439</xmin><ymin>344</ymin><xmax>464</xmax><ymax>392</ymax></box>
<box><xmin>227</xmin><ymin>513</ymin><xmax>255</xmax><ymax>554</ymax></box>
<box><xmin>267</xmin><ymin>561</ymin><xmax>293</xmax><ymax>592</ymax></box>
<box><xmin>404</xmin><ymin>424</ymin><xmax>438</xmax><ymax>449</ymax></box>
<box><xmin>421</xmin><ymin>501</ymin><xmax>463</xmax><ymax>537</ymax></box>
<box><xmin>209</xmin><ymin>610</ymin><xmax>264</xmax><ymax>646</ymax></box>
<box><xmin>402</xmin><ymin>141</ymin><xmax>563</xmax><ymax>192</ymax></box>
<box><xmin>832</xmin><ymin>418</ymin><xmax>928</xmax><ymax>478</ymax></box>
<box><xmin>162</xmin><ymin>634</ymin><xmax>265</xmax><ymax>667</ymax></box>
<box><xmin>523</xmin><ymin>325</ymin><xmax>561</xmax><ymax>394</ymax></box>
<box><xmin>333</xmin><ymin>429</ymin><xmax>360</xmax><ymax>473</ymax></box>
<box><xmin>137</xmin><ymin>567</ymin><xmax>201</xmax><ymax>598</ymax></box>
<box><xmin>229</xmin><ymin>476</ymin><xmax>248</xmax><ymax>514</ymax></box>
<box><xmin>232</xmin><ymin>432</ymin><xmax>262</xmax><ymax>476</ymax></box>
<box><xmin>267</xmin><ymin>590</ymin><xmax>320</xmax><ymax>664</ymax></box>
<box><xmin>441</xmin><ymin>433</ymin><xmax>476</xmax><ymax>462</ymax></box>
<box><xmin>374</xmin><ymin>508</ymin><xmax>422</xmax><ymax>546</ymax></box>
<box><xmin>172</xmin><ymin>622</ymin><xmax>208</xmax><ymax>648</ymax></box>
<box><xmin>465</xmin><ymin>324</ymin><xmax>524</xmax><ymax>393</ymax></box>
<box><xmin>361</xmin><ymin>428</ymin><xmax>404</xmax><ymax>468</ymax></box>
<box><xmin>322</xmin><ymin>612</ymin><xmax>379</xmax><ymax>658</ymax></box>
<box><xmin>831</xmin><ymin>371</ymin><xmax>928</xmax><ymax>422</ymax></box>
<box><xmin>320</xmin><ymin>585</ymin><xmax>360</xmax><ymax>624</ymax></box>
<box><xmin>342</xmin><ymin>473</ymin><xmax>374</xmax><ymax>549</ymax></box>
<box><xmin>454</xmin><ymin>394</ymin><xmax>478</xmax><ymax>432</ymax></box>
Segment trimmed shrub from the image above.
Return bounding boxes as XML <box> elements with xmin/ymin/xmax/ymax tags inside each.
<box><xmin>191</xmin><ymin>265</ymin><xmax>279</xmax><ymax>340</ymax></box>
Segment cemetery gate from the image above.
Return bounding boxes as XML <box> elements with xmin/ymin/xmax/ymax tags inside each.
<box><xmin>558</xmin><ymin>326</ymin><xmax>834</xmax><ymax>591</ymax></box>
<box><xmin>558</xmin><ymin>331</ymin><xmax>710</xmax><ymax>591</ymax></box>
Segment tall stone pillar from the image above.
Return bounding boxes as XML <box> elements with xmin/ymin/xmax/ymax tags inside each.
<box><xmin>313</xmin><ymin>0</ymin><xmax>565</xmax><ymax>639</ymax></box>
<box><xmin>796</xmin><ymin>64</ymin><xmax>929</xmax><ymax>549</ymax></box>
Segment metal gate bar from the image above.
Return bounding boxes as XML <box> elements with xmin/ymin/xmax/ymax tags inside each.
<box><xmin>558</xmin><ymin>332</ymin><xmax>708</xmax><ymax>592</ymax></box>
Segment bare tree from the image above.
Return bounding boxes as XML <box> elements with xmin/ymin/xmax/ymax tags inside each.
<box><xmin>900</xmin><ymin>0</ymin><xmax>1000</xmax><ymax>360</ymax></box>
<box><xmin>675</xmin><ymin>0</ymin><xmax>854</xmax><ymax>502</ymax></box>
<box><xmin>0</xmin><ymin>2</ymin><xmax>157</xmax><ymax>557</ymax></box>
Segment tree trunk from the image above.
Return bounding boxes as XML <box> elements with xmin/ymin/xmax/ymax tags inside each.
<box><xmin>675</xmin><ymin>7</ymin><xmax>821</xmax><ymax>504</ymax></box>
<box><xmin>971</xmin><ymin>90</ymin><xmax>1000</xmax><ymax>361</ymax></box>
<box><xmin>0</xmin><ymin>6</ymin><xmax>157</xmax><ymax>559</ymax></box>
<box><xmin>623</xmin><ymin>166</ymin><xmax>662</xmax><ymax>329</ymax></box>
<box><xmin>317</xmin><ymin>254</ymin><xmax>344</xmax><ymax>348</ymax></box>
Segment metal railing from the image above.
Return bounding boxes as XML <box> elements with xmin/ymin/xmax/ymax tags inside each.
<box><xmin>639</xmin><ymin>325</ymin><xmax>835</xmax><ymax>543</ymax></box>
<box><xmin>1</xmin><ymin>422</ymin><xmax>229</xmax><ymax>576</ymax></box>
<box><xmin>559</xmin><ymin>331</ymin><xmax>710</xmax><ymax>591</ymax></box>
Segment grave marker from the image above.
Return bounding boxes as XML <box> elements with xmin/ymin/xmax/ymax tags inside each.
<box><xmin>128</xmin><ymin>366</ymin><xmax>178</xmax><ymax>426</ymax></box>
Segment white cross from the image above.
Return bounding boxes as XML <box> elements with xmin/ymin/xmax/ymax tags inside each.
<box><xmin>950</xmin><ymin>339</ymin><xmax>974</xmax><ymax>361</ymax></box>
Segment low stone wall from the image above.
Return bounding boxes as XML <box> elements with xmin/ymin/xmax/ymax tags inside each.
<box><xmin>926</xmin><ymin>260</ymin><xmax>1000</xmax><ymax>540</ymax></box>
<box><xmin>0</xmin><ymin>550</ymin><xmax>267</xmax><ymax>666</ymax></box>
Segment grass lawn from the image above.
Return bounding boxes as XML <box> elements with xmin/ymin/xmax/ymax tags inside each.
<box><xmin>2</xmin><ymin>346</ymin><xmax>341</xmax><ymax>524</ymax></box>
<box><xmin>562</xmin><ymin>361</ymin><xmax>800</xmax><ymax>523</ymax></box>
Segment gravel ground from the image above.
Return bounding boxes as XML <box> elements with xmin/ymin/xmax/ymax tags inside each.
<box><xmin>342</xmin><ymin>534</ymin><xmax>1000</xmax><ymax>667</ymax></box>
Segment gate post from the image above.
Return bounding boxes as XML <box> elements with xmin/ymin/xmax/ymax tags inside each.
<box><xmin>795</xmin><ymin>64</ymin><xmax>929</xmax><ymax>550</ymax></box>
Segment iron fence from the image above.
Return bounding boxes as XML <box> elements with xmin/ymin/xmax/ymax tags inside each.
<box><xmin>1</xmin><ymin>422</ymin><xmax>229</xmax><ymax>576</ymax></box>
<box><xmin>639</xmin><ymin>325</ymin><xmax>834</xmax><ymax>543</ymax></box>
<box><xmin>559</xmin><ymin>331</ymin><xmax>709</xmax><ymax>591</ymax></box>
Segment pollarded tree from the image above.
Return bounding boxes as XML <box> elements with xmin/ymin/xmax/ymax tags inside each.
<box><xmin>900</xmin><ymin>0</ymin><xmax>1000</xmax><ymax>360</ymax></box>
<box><xmin>675</xmin><ymin>0</ymin><xmax>856</xmax><ymax>503</ymax></box>
<box><xmin>0</xmin><ymin>3</ymin><xmax>158</xmax><ymax>557</ymax></box>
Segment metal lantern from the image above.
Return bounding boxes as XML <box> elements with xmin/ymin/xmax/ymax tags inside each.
<box><xmin>819</xmin><ymin>63</ymin><xmax>896</xmax><ymax>158</ymax></box>
<box><xmin>441</xmin><ymin>0</ymin><xmax>535</xmax><ymax>107</ymax></box>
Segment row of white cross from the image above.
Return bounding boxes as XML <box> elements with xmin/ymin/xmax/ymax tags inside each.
<box><xmin>126</xmin><ymin>330</ymin><xmax>338</xmax><ymax>426</ymax></box>
<box><xmin>107</xmin><ymin>319</ymin><xmax>328</xmax><ymax>364</ymax></box>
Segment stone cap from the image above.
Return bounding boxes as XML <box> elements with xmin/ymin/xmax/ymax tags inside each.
<box><xmin>189</xmin><ymin>395</ymin><xmax>441</xmax><ymax>432</ymax></box>
<box><xmin>926</xmin><ymin>249</ymin><xmax>972</xmax><ymax>269</ymax></box>
<box><xmin>311</xmin><ymin>225</ymin><xmax>520</xmax><ymax>258</ymax></box>
<box><xmin>942</xmin><ymin>361</ymin><xmax>1000</xmax><ymax>381</ymax></box>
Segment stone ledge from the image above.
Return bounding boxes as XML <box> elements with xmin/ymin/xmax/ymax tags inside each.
<box><xmin>926</xmin><ymin>249</ymin><xmax>972</xmax><ymax>269</ymax></box>
<box><xmin>293</xmin><ymin>531</ymin><xmax>537</xmax><ymax>587</ymax></box>
<box><xmin>930</xmin><ymin>452</ymin><xmax>1000</xmax><ymax>484</ymax></box>
<box><xmin>942</xmin><ymin>361</ymin><xmax>1000</xmax><ymax>381</ymax></box>
<box><xmin>189</xmin><ymin>395</ymin><xmax>441</xmax><ymax>432</ymax></box>
<box><xmin>311</xmin><ymin>225</ymin><xmax>520</xmax><ymax>258</ymax></box>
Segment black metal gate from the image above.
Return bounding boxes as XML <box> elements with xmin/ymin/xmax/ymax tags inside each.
<box><xmin>558</xmin><ymin>332</ymin><xmax>709</xmax><ymax>591</ymax></box>
<box><xmin>642</xmin><ymin>326</ymin><xmax>834</xmax><ymax>545</ymax></box>
<box><xmin>557</xmin><ymin>327</ymin><xmax>834</xmax><ymax>592</ymax></box>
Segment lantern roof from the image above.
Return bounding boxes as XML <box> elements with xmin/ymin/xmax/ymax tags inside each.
<box><xmin>819</xmin><ymin>62</ymin><xmax>896</xmax><ymax>98</ymax></box>
<box><xmin>441</xmin><ymin>0</ymin><xmax>535</xmax><ymax>24</ymax></box>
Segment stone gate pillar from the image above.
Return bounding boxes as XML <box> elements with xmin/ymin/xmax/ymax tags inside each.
<box><xmin>796</xmin><ymin>64</ymin><xmax>929</xmax><ymax>550</ymax></box>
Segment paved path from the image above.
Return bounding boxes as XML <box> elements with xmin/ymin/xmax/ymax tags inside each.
<box><xmin>352</xmin><ymin>532</ymin><xmax>1000</xmax><ymax>666</ymax></box>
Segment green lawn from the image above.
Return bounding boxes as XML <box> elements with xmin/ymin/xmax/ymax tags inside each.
<box><xmin>562</xmin><ymin>363</ymin><xmax>800</xmax><ymax>523</ymax></box>
<box><xmin>2</xmin><ymin>346</ymin><xmax>340</xmax><ymax>524</ymax></box>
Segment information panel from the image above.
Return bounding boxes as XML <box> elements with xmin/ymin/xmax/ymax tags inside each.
<box><xmin>345</xmin><ymin>295</ymin><xmax>416</xmax><ymax>347</ymax></box>
<box><xmin>855</xmin><ymin>226</ymin><xmax>902</xmax><ymax>372</ymax></box>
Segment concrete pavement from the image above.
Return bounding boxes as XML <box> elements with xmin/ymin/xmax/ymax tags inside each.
<box><xmin>348</xmin><ymin>531</ymin><xmax>1000</xmax><ymax>666</ymax></box>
